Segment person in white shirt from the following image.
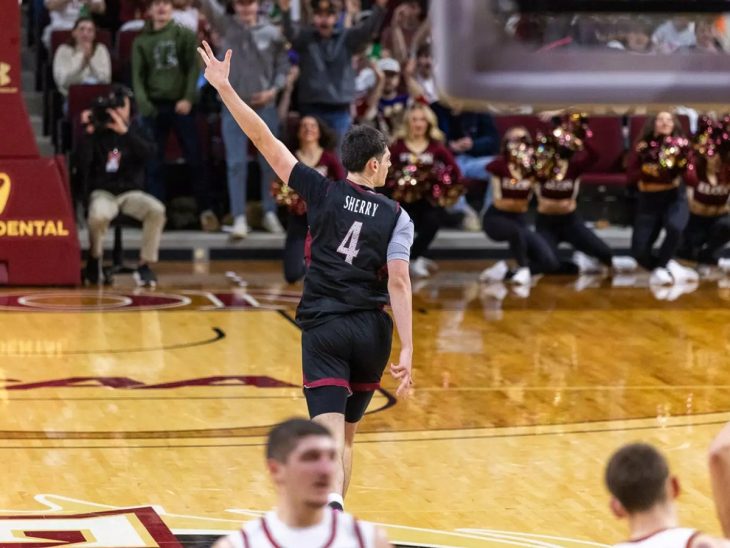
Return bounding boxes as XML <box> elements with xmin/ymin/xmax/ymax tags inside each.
<box><xmin>212</xmin><ymin>418</ymin><xmax>392</xmax><ymax>548</ymax></box>
<box><xmin>52</xmin><ymin>16</ymin><xmax>111</xmax><ymax>97</ymax></box>
<box><xmin>42</xmin><ymin>0</ymin><xmax>106</xmax><ymax>49</ymax></box>
<box><xmin>606</xmin><ymin>443</ymin><xmax>730</xmax><ymax>548</ymax></box>
<box><xmin>652</xmin><ymin>17</ymin><xmax>696</xmax><ymax>54</ymax></box>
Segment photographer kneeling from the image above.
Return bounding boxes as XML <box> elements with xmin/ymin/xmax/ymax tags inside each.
<box><xmin>78</xmin><ymin>85</ymin><xmax>166</xmax><ymax>287</ymax></box>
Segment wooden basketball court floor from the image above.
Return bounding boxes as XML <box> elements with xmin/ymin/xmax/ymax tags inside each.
<box><xmin>1</xmin><ymin>260</ymin><xmax>730</xmax><ymax>547</ymax></box>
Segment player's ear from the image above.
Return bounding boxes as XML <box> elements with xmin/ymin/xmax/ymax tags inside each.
<box><xmin>267</xmin><ymin>458</ymin><xmax>284</xmax><ymax>483</ymax></box>
<box><xmin>368</xmin><ymin>156</ymin><xmax>379</xmax><ymax>173</ymax></box>
<box><xmin>609</xmin><ymin>497</ymin><xmax>627</xmax><ymax>519</ymax></box>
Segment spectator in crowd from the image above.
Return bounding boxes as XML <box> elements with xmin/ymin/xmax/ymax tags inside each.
<box><xmin>278</xmin><ymin>0</ymin><xmax>389</xmax><ymax>146</ymax></box>
<box><xmin>42</xmin><ymin>0</ymin><xmax>106</xmax><ymax>49</ymax></box>
<box><xmin>279</xmin><ymin>116</ymin><xmax>345</xmax><ymax>283</ymax></box>
<box><xmin>172</xmin><ymin>0</ymin><xmax>200</xmax><ymax>31</ymax></box>
<box><xmin>77</xmin><ymin>85</ymin><xmax>165</xmax><ymax>288</ymax></box>
<box><xmin>652</xmin><ymin>17</ymin><xmax>696</xmax><ymax>54</ymax></box>
<box><xmin>200</xmin><ymin>0</ymin><xmax>289</xmax><ymax>238</ymax></box>
<box><xmin>380</xmin><ymin>0</ymin><xmax>428</xmax><ymax>63</ymax></box>
<box><xmin>133</xmin><ymin>0</ymin><xmax>219</xmax><ymax>231</ymax></box>
<box><xmin>693</xmin><ymin>18</ymin><xmax>722</xmax><ymax>53</ymax></box>
<box><xmin>389</xmin><ymin>103</ymin><xmax>462</xmax><ymax>278</ymax></box>
<box><xmin>606</xmin><ymin>19</ymin><xmax>654</xmax><ymax>53</ymax></box>
<box><xmin>363</xmin><ymin>57</ymin><xmax>410</xmax><ymax>141</ymax></box>
<box><xmin>407</xmin><ymin>42</ymin><xmax>439</xmax><ymax>106</ymax></box>
<box><xmin>52</xmin><ymin>16</ymin><xmax>112</xmax><ymax>98</ymax></box>
<box><xmin>441</xmin><ymin>107</ymin><xmax>500</xmax><ymax>220</ymax></box>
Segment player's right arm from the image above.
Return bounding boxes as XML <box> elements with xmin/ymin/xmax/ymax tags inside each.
<box><xmin>197</xmin><ymin>41</ymin><xmax>298</xmax><ymax>185</ymax></box>
<box><xmin>709</xmin><ymin>422</ymin><xmax>730</xmax><ymax>537</ymax></box>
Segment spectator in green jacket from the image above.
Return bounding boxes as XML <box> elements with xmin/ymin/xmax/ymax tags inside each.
<box><xmin>132</xmin><ymin>0</ymin><xmax>219</xmax><ymax>231</ymax></box>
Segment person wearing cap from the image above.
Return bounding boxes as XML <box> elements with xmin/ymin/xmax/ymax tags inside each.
<box><xmin>277</xmin><ymin>0</ymin><xmax>389</xmax><ymax>147</ymax></box>
<box><xmin>199</xmin><ymin>0</ymin><xmax>290</xmax><ymax>239</ymax></box>
<box><xmin>363</xmin><ymin>57</ymin><xmax>410</xmax><ymax>141</ymax></box>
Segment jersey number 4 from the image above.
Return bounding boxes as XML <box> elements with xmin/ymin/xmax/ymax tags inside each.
<box><xmin>337</xmin><ymin>221</ymin><xmax>363</xmax><ymax>265</ymax></box>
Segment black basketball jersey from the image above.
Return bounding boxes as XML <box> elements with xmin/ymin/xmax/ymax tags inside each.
<box><xmin>288</xmin><ymin>162</ymin><xmax>402</xmax><ymax>329</ymax></box>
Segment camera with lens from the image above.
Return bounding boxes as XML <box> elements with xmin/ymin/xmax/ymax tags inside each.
<box><xmin>87</xmin><ymin>85</ymin><xmax>135</xmax><ymax>132</ymax></box>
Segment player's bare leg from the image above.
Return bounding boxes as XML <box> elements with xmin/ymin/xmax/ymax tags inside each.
<box><xmin>312</xmin><ymin>412</ymin><xmax>346</xmax><ymax>507</ymax></box>
<box><xmin>343</xmin><ymin>420</ymin><xmax>360</xmax><ymax>496</ymax></box>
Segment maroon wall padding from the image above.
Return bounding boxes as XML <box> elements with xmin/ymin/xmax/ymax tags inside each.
<box><xmin>0</xmin><ymin>0</ymin><xmax>81</xmax><ymax>285</ymax></box>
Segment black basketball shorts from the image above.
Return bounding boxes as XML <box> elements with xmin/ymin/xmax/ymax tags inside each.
<box><xmin>302</xmin><ymin>309</ymin><xmax>394</xmax><ymax>394</ymax></box>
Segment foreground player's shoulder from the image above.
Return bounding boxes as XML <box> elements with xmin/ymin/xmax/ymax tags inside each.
<box><xmin>340</xmin><ymin>512</ymin><xmax>392</xmax><ymax>548</ymax></box>
<box><xmin>689</xmin><ymin>532</ymin><xmax>730</xmax><ymax>548</ymax></box>
<box><xmin>212</xmin><ymin>518</ymin><xmax>266</xmax><ymax>548</ymax></box>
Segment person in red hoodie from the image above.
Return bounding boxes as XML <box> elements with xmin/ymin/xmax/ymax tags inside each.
<box><xmin>627</xmin><ymin>112</ymin><xmax>698</xmax><ymax>285</ymax></box>
<box><xmin>274</xmin><ymin>116</ymin><xmax>346</xmax><ymax>283</ymax></box>
<box><xmin>387</xmin><ymin>103</ymin><xmax>462</xmax><ymax>278</ymax></box>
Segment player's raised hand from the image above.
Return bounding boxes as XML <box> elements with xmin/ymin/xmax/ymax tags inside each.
<box><xmin>390</xmin><ymin>351</ymin><xmax>413</xmax><ymax>398</ymax></box>
<box><xmin>197</xmin><ymin>41</ymin><xmax>231</xmax><ymax>91</ymax></box>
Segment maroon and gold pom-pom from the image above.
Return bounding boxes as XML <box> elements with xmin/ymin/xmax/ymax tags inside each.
<box><xmin>430</xmin><ymin>163</ymin><xmax>464</xmax><ymax>207</ymax></box>
<box><xmin>387</xmin><ymin>163</ymin><xmax>430</xmax><ymax>203</ymax></box>
<box><xmin>271</xmin><ymin>180</ymin><xmax>307</xmax><ymax>216</ymax></box>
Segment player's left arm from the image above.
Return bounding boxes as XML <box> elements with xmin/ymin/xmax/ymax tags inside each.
<box><xmin>197</xmin><ymin>41</ymin><xmax>297</xmax><ymax>184</ymax></box>
<box><xmin>387</xmin><ymin>210</ymin><xmax>415</xmax><ymax>398</ymax></box>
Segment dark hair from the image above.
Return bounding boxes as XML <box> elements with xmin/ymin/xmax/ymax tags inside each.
<box><xmin>68</xmin><ymin>16</ymin><xmax>97</xmax><ymax>47</ymax></box>
<box><xmin>416</xmin><ymin>42</ymin><xmax>431</xmax><ymax>59</ymax></box>
<box><xmin>636</xmin><ymin>112</ymin><xmax>685</xmax><ymax>148</ymax></box>
<box><xmin>297</xmin><ymin>116</ymin><xmax>337</xmax><ymax>151</ymax></box>
<box><xmin>341</xmin><ymin>125</ymin><xmax>388</xmax><ymax>173</ymax></box>
<box><xmin>266</xmin><ymin>418</ymin><xmax>332</xmax><ymax>463</ymax></box>
<box><xmin>605</xmin><ymin>443</ymin><xmax>670</xmax><ymax>513</ymax></box>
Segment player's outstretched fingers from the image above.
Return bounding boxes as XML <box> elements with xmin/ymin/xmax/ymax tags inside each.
<box><xmin>197</xmin><ymin>46</ymin><xmax>210</xmax><ymax>65</ymax></box>
<box><xmin>202</xmin><ymin>40</ymin><xmax>215</xmax><ymax>59</ymax></box>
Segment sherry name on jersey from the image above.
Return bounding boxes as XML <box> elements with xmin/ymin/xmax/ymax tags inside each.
<box><xmin>343</xmin><ymin>196</ymin><xmax>380</xmax><ymax>217</ymax></box>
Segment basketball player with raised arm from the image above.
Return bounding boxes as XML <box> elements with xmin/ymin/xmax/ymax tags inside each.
<box><xmin>197</xmin><ymin>42</ymin><xmax>414</xmax><ymax>510</ymax></box>
<box><xmin>213</xmin><ymin>418</ymin><xmax>392</xmax><ymax>547</ymax></box>
<box><xmin>606</xmin><ymin>443</ymin><xmax>730</xmax><ymax>548</ymax></box>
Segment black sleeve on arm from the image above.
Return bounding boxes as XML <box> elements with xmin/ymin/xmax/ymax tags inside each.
<box><xmin>288</xmin><ymin>162</ymin><xmax>331</xmax><ymax>208</ymax></box>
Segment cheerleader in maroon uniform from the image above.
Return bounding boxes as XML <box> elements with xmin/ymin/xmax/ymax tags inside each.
<box><xmin>480</xmin><ymin>127</ymin><xmax>560</xmax><ymax>286</ymax></box>
<box><xmin>388</xmin><ymin>103</ymin><xmax>463</xmax><ymax>278</ymax></box>
<box><xmin>628</xmin><ymin>111</ymin><xmax>698</xmax><ymax>285</ymax></box>
<box><xmin>677</xmin><ymin>117</ymin><xmax>730</xmax><ymax>273</ymax></box>
<box><xmin>534</xmin><ymin>116</ymin><xmax>637</xmax><ymax>274</ymax></box>
<box><xmin>273</xmin><ymin>116</ymin><xmax>345</xmax><ymax>283</ymax></box>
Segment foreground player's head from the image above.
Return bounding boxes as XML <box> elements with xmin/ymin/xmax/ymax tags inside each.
<box><xmin>341</xmin><ymin>125</ymin><xmax>391</xmax><ymax>188</ymax></box>
<box><xmin>605</xmin><ymin>443</ymin><xmax>679</xmax><ymax>518</ymax></box>
<box><xmin>266</xmin><ymin>418</ymin><xmax>336</xmax><ymax>508</ymax></box>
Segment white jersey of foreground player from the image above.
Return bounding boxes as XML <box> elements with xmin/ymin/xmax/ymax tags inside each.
<box><xmin>224</xmin><ymin>508</ymin><xmax>378</xmax><ymax>548</ymax></box>
<box><xmin>613</xmin><ymin>527</ymin><xmax>699</xmax><ymax>548</ymax></box>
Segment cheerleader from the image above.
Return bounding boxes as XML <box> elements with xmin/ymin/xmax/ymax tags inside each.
<box><xmin>677</xmin><ymin>118</ymin><xmax>730</xmax><ymax>273</ymax></box>
<box><xmin>534</xmin><ymin>116</ymin><xmax>638</xmax><ymax>274</ymax></box>
<box><xmin>628</xmin><ymin>111</ymin><xmax>698</xmax><ymax>285</ymax></box>
<box><xmin>480</xmin><ymin>127</ymin><xmax>560</xmax><ymax>286</ymax></box>
<box><xmin>273</xmin><ymin>116</ymin><xmax>345</xmax><ymax>283</ymax></box>
<box><xmin>388</xmin><ymin>103</ymin><xmax>463</xmax><ymax>278</ymax></box>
